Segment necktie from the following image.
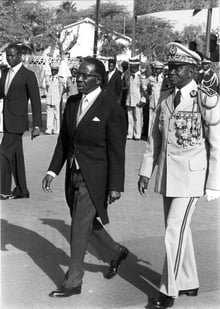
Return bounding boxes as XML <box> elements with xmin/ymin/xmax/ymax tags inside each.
<box><xmin>5</xmin><ymin>68</ymin><xmax>14</xmax><ymax>95</ymax></box>
<box><xmin>79</xmin><ymin>95</ymin><xmax>88</xmax><ymax>116</ymax></box>
<box><xmin>174</xmin><ymin>90</ymin><xmax>181</xmax><ymax>108</ymax></box>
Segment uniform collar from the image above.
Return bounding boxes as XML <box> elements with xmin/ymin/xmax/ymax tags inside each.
<box><xmin>176</xmin><ymin>79</ymin><xmax>196</xmax><ymax>99</ymax></box>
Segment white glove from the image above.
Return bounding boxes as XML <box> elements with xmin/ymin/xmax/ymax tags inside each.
<box><xmin>205</xmin><ymin>189</ymin><xmax>220</xmax><ymax>201</ymax></box>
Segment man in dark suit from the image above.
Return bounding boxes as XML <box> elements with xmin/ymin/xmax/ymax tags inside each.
<box><xmin>42</xmin><ymin>56</ymin><xmax>129</xmax><ymax>298</ymax></box>
<box><xmin>0</xmin><ymin>43</ymin><xmax>42</xmax><ymax>200</ymax></box>
<box><xmin>104</xmin><ymin>58</ymin><xmax>122</xmax><ymax>103</ymax></box>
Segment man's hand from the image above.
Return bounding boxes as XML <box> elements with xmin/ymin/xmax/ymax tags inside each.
<box><xmin>31</xmin><ymin>127</ymin><xmax>40</xmax><ymax>140</ymax></box>
<box><xmin>42</xmin><ymin>174</ymin><xmax>53</xmax><ymax>193</ymax></box>
<box><xmin>108</xmin><ymin>191</ymin><xmax>121</xmax><ymax>204</ymax></box>
<box><xmin>138</xmin><ymin>176</ymin><xmax>149</xmax><ymax>197</ymax></box>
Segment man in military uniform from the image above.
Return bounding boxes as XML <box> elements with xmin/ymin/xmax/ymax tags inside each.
<box><xmin>45</xmin><ymin>64</ymin><xmax>65</xmax><ymax>135</ymax></box>
<box><xmin>146</xmin><ymin>61</ymin><xmax>164</xmax><ymax>137</ymax></box>
<box><xmin>126</xmin><ymin>56</ymin><xmax>146</xmax><ymax>140</ymax></box>
<box><xmin>138</xmin><ymin>42</ymin><xmax>220</xmax><ymax>308</ymax></box>
<box><xmin>197</xmin><ymin>56</ymin><xmax>219</xmax><ymax>94</ymax></box>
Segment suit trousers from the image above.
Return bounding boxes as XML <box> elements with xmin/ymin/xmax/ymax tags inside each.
<box><xmin>159</xmin><ymin>197</ymin><xmax>199</xmax><ymax>297</ymax></box>
<box><xmin>0</xmin><ymin>132</ymin><xmax>28</xmax><ymax>195</ymax></box>
<box><xmin>64</xmin><ymin>171</ymin><xmax>120</xmax><ymax>288</ymax></box>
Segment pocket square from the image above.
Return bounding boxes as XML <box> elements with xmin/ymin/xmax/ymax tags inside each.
<box><xmin>92</xmin><ymin>117</ymin><xmax>100</xmax><ymax>122</ymax></box>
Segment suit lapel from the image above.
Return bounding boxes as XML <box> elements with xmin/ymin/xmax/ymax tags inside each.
<box><xmin>1</xmin><ymin>70</ymin><xmax>7</xmax><ymax>96</ymax></box>
<box><xmin>6</xmin><ymin>65</ymin><xmax>24</xmax><ymax>96</ymax></box>
<box><xmin>75</xmin><ymin>92</ymin><xmax>102</xmax><ymax>134</ymax></box>
<box><xmin>69</xmin><ymin>94</ymin><xmax>82</xmax><ymax>133</ymax></box>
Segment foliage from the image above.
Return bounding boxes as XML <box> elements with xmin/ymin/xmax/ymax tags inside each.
<box><xmin>0</xmin><ymin>0</ymin><xmax>209</xmax><ymax>60</ymax></box>
<box><xmin>55</xmin><ymin>1</ymin><xmax>78</xmax><ymax>26</ymax></box>
<box><xmin>135</xmin><ymin>16</ymin><xmax>178</xmax><ymax>61</ymax></box>
<box><xmin>179</xmin><ymin>25</ymin><xmax>206</xmax><ymax>55</ymax></box>
<box><xmin>0</xmin><ymin>0</ymin><xmax>79</xmax><ymax>56</ymax></box>
<box><xmin>99</xmin><ymin>33</ymin><xmax>127</xmax><ymax>57</ymax></box>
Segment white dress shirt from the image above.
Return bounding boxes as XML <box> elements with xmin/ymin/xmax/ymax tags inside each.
<box><xmin>108</xmin><ymin>69</ymin><xmax>116</xmax><ymax>82</ymax></box>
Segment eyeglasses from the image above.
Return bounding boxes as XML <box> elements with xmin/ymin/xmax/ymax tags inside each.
<box><xmin>76</xmin><ymin>72</ymin><xmax>99</xmax><ymax>80</ymax></box>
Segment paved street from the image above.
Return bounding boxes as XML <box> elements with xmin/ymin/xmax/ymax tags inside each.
<box><xmin>1</xmin><ymin>133</ymin><xmax>220</xmax><ymax>309</ymax></box>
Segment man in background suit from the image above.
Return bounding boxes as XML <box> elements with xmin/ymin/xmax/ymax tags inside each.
<box><xmin>42</xmin><ymin>56</ymin><xmax>128</xmax><ymax>298</ymax></box>
<box><xmin>104</xmin><ymin>58</ymin><xmax>122</xmax><ymax>103</ymax></box>
<box><xmin>0</xmin><ymin>43</ymin><xmax>42</xmax><ymax>200</ymax></box>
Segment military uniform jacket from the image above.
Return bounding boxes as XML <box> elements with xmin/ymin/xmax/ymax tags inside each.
<box><xmin>139</xmin><ymin>79</ymin><xmax>220</xmax><ymax>197</ymax></box>
<box><xmin>48</xmin><ymin>90</ymin><xmax>127</xmax><ymax>224</ymax></box>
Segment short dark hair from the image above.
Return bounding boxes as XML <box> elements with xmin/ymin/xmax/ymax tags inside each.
<box><xmin>83</xmin><ymin>56</ymin><xmax>106</xmax><ymax>84</ymax></box>
<box><xmin>6</xmin><ymin>43</ymin><xmax>22</xmax><ymax>54</ymax></box>
<box><xmin>108</xmin><ymin>58</ymin><xmax>116</xmax><ymax>66</ymax></box>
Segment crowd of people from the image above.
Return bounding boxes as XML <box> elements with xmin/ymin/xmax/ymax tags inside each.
<box><xmin>0</xmin><ymin>37</ymin><xmax>220</xmax><ymax>308</ymax></box>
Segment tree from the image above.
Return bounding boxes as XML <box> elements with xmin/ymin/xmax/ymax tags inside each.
<box><xmin>134</xmin><ymin>16</ymin><xmax>178</xmax><ymax>61</ymax></box>
<box><xmin>0</xmin><ymin>0</ymin><xmax>54</xmax><ymax>53</ymax></box>
<box><xmin>99</xmin><ymin>33</ymin><xmax>128</xmax><ymax>57</ymax></box>
<box><xmin>179</xmin><ymin>25</ymin><xmax>205</xmax><ymax>55</ymax></box>
<box><xmin>0</xmin><ymin>0</ymin><xmax>79</xmax><ymax>56</ymax></box>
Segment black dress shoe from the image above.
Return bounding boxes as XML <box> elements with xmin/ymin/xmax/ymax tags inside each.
<box><xmin>0</xmin><ymin>194</ymin><xmax>12</xmax><ymax>200</ymax></box>
<box><xmin>49</xmin><ymin>285</ymin><xmax>81</xmax><ymax>298</ymax></box>
<box><xmin>152</xmin><ymin>293</ymin><xmax>174</xmax><ymax>308</ymax></box>
<box><xmin>104</xmin><ymin>246</ymin><xmax>129</xmax><ymax>279</ymax></box>
<box><xmin>179</xmin><ymin>288</ymin><xmax>199</xmax><ymax>297</ymax></box>
<box><xmin>9</xmin><ymin>193</ymin><xmax>30</xmax><ymax>199</ymax></box>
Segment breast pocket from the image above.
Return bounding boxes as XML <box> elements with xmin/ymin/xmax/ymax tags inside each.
<box><xmin>188</xmin><ymin>151</ymin><xmax>207</xmax><ymax>171</ymax></box>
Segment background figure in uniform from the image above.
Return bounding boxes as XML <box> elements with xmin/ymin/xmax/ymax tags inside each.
<box><xmin>126</xmin><ymin>56</ymin><xmax>145</xmax><ymax>140</ymax></box>
<box><xmin>209</xmin><ymin>33</ymin><xmax>219</xmax><ymax>62</ymax></box>
<box><xmin>146</xmin><ymin>61</ymin><xmax>164</xmax><ymax>137</ymax></box>
<box><xmin>42</xmin><ymin>56</ymin><xmax>128</xmax><ymax>298</ymax></box>
<box><xmin>45</xmin><ymin>64</ymin><xmax>65</xmax><ymax>135</ymax></box>
<box><xmin>197</xmin><ymin>56</ymin><xmax>219</xmax><ymax>94</ymax></box>
<box><xmin>188</xmin><ymin>41</ymin><xmax>203</xmax><ymax>58</ymax></box>
<box><xmin>0</xmin><ymin>43</ymin><xmax>42</xmax><ymax>200</ymax></box>
<box><xmin>138</xmin><ymin>42</ymin><xmax>220</xmax><ymax>308</ymax></box>
<box><xmin>104</xmin><ymin>58</ymin><xmax>122</xmax><ymax>103</ymax></box>
<box><xmin>66</xmin><ymin>67</ymin><xmax>78</xmax><ymax>98</ymax></box>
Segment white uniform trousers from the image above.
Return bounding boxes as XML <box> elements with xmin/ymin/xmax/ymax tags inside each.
<box><xmin>148</xmin><ymin>107</ymin><xmax>156</xmax><ymax>138</ymax></box>
<box><xmin>127</xmin><ymin>106</ymin><xmax>143</xmax><ymax>139</ymax></box>
<box><xmin>46</xmin><ymin>104</ymin><xmax>60</xmax><ymax>134</ymax></box>
<box><xmin>160</xmin><ymin>197</ymin><xmax>199</xmax><ymax>297</ymax></box>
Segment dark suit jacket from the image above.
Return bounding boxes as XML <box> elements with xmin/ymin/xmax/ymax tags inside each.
<box><xmin>104</xmin><ymin>69</ymin><xmax>122</xmax><ymax>101</ymax></box>
<box><xmin>48</xmin><ymin>90</ymin><xmax>127</xmax><ymax>224</ymax></box>
<box><xmin>0</xmin><ymin>65</ymin><xmax>42</xmax><ymax>133</ymax></box>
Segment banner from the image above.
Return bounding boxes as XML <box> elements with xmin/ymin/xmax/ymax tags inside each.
<box><xmin>135</xmin><ymin>0</ymin><xmax>220</xmax><ymax>16</ymax></box>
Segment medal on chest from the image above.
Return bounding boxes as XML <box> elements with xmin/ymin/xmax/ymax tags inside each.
<box><xmin>174</xmin><ymin>90</ymin><xmax>202</xmax><ymax>148</ymax></box>
<box><xmin>174</xmin><ymin>112</ymin><xmax>202</xmax><ymax>148</ymax></box>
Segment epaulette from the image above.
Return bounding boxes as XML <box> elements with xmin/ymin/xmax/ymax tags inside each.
<box><xmin>197</xmin><ymin>85</ymin><xmax>220</xmax><ymax>126</ymax></box>
<box><xmin>198</xmin><ymin>84</ymin><xmax>218</xmax><ymax>97</ymax></box>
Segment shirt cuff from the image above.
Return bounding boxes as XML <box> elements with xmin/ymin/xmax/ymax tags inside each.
<box><xmin>47</xmin><ymin>171</ymin><xmax>56</xmax><ymax>178</ymax></box>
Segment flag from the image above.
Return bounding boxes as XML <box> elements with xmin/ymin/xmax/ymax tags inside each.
<box><xmin>135</xmin><ymin>0</ymin><xmax>220</xmax><ymax>16</ymax></box>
